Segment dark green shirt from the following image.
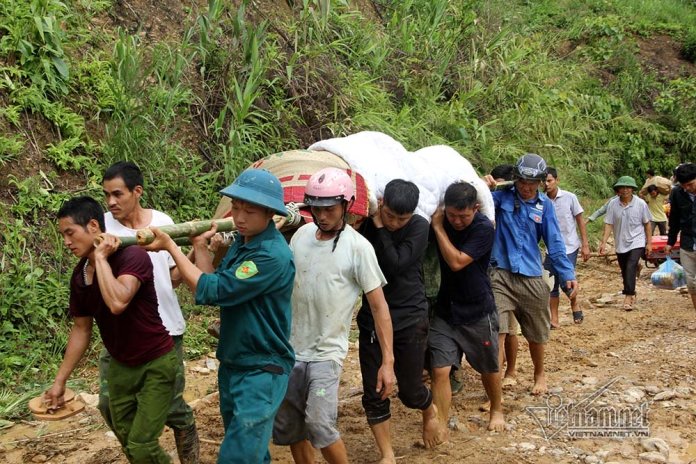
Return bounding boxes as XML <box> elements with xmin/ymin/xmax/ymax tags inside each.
<box><xmin>196</xmin><ymin>222</ymin><xmax>295</xmax><ymax>373</ymax></box>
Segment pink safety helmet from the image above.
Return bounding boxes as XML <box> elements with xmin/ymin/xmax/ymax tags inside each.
<box><xmin>304</xmin><ymin>167</ymin><xmax>355</xmax><ymax>206</ymax></box>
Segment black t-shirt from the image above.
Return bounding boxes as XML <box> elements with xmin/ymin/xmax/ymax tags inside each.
<box><xmin>435</xmin><ymin>212</ymin><xmax>496</xmax><ymax>325</ymax></box>
<box><xmin>358</xmin><ymin>214</ymin><xmax>429</xmax><ymax>332</ymax></box>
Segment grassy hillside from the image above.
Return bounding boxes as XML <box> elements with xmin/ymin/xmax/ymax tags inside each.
<box><xmin>1</xmin><ymin>0</ymin><xmax>695</xmax><ymax>416</ymax></box>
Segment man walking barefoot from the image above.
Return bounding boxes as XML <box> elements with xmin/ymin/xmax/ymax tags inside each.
<box><xmin>486</xmin><ymin>154</ymin><xmax>577</xmax><ymax>395</ymax></box>
<box><xmin>358</xmin><ymin>180</ymin><xmax>444</xmax><ymax>461</ymax></box>
<box><xmin>428</xmin><ymin>182</ymin><xmax>505</xmax><ymax>435</ymax></box>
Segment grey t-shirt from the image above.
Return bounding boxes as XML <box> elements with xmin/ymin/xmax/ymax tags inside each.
<box><xmin>604</xmin><ymin>196</ymin><xmax>651</xmax><ymax>253</ymax></box>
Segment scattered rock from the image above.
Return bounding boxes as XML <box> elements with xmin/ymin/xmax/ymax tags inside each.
<box><xmin>31</xmin><ymin>455</ymin><xmax>48</xmax><ymax>463</ymax></box>
<box><xmin>624</xmin><ymin>387</ymin><xmax>646</xmax><ymax>403</ymax></box>
<box><xmin>607</xmin><ymin>352</ymin><xmax>620</xmax><ymax>358</ymax></box>
<box><xmin>518</xmin><ymin>442</ymin><xmax>536</xmax><ymax>452</ymax></box>
<box><xmin>189</xmin><ymin>391</ymin><xmax>219</xmax><ymax>410</ymax></box>
<box><xmin>191</xmin><ymin>366</ymin><xmax>211</xmax><ymax>375</ymax></box>
<box><xmin>448</xmin><ymin>416</ymin><xmax>460</xmax><ymax>431</ymax></box>
<box><xmin>638</xmin><ymin>451</ymin><xmax>667</xmax><ymax>463</ymax></box>
<box><xmin>105</xmin><ymin>431</ymin><xmax>117</xmax><ymax>440</ymax></box>
<box><xmin>644</xmin><ymin>385</ymin><xmax>661</xmax><ymax>394</ymax></box>
<box><xmin>585</xmin><ymin>455</ymin><xmax>600</xmax><ymax>463</ymax></box>
<box><xmin>205</xmin><ymin>357</ymin><xmax>219</xmax><ymax>371</ymax></box>
<box><xmin>653</xmin><ymin>390</ymin><xmax>677</xmax><ymax>401</ymax></box>
<box><xmin>548</xmin><ymin>386</ymin><xmax>564</xmax><ymax>394</ymax></box>
<box><xmin>641</xmin><ymin>438</ymin><xmax>670</xmax><ymax>458</ymax></box>
<box><xmin>582</xmin><ymin>376</ymin><xmax>598</xmax><ymax>385</ymax></box>
<box><xmin>78</xmin><ymin>392</ymin><xmax>99</xmax><ymax>408</ymax></box>
<box><xmin>595</xmin><ymin>295</ymin><xmax>616</xmax><ymax>304</ymax></box>
<box><xmin>619</xmin><ymin>441</ymin><xmax>636</xmax><ymax>457</ymax></box>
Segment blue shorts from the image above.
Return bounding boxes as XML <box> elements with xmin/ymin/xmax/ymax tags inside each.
<box><xmin>272</xmin><ymin>360</ymin><xmax>342</xmax><ymax>449</ymax></box>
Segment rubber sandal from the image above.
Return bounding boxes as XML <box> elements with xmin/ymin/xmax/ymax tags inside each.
<box><xmin>623</xmin><ymin>303</ymin><xmax>633</xmax><ymax>312</ymax></box>
<box><xmin>572</xmin><ymin>311</ymin><xmax>584</xmax><ymax>324</ymax></box>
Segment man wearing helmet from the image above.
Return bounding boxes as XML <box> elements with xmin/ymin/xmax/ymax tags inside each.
<box><xmin>273</xmin><ymin>167</ymin><xmax>396</xmax><ymax>464</ymax></box>
<box><xmin>486</xmin><ymin>153</ymin><xmax>577</xmax><ymax>395</ymax></box>
<box><xmin>599</xmin><ymin>176</ymin><xmax>652</xmax><ymax>311</ymax></box>
<box><xmin>145</xmin><ymin>168</ymin><xmax>295</xmax><ymax>463</ymax></box>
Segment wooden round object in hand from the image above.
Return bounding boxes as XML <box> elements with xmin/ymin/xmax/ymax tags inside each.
<box><xmin>28</xmin><ymin>388</ymin><xmax>86</xmax><ymax>421</ymax></box>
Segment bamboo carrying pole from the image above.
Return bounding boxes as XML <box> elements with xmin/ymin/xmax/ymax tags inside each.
<box><xmin>135</xmin><ymin>218</ymin><xmax>236</xmax><ymax>246</ymax></box>
<box><xmin>92</xmin><ymin>218</ymin><xmax>236</xmax><ymax>248</ymax></box>
<box><xmin>94</xmin><ymin>204</ymin><xmax>303</xmax><ymax>248</ymax></box>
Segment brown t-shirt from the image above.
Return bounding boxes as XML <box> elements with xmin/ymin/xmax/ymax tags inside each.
<box><xmin>69</xmin><ymin>247</ymin><xmax>173</xmax><ymax>366</ymax></box>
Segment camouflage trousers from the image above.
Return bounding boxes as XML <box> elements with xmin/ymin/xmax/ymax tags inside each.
<box><xmin>98</xmin><ymin>335</ymin><xmax>195</xmax><ymax>432</ymax></box>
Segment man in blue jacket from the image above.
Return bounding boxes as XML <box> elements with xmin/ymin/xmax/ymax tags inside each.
<box><xmin>487</xmin><ymin>153</ymin><xmax>577</xmax><ymax>395</ymax></box>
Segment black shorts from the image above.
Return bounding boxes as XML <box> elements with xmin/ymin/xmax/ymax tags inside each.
<box><xmin>428</xmin><ymin>312</ymin><xmax>499</xmax><ymax>374</ymax></box>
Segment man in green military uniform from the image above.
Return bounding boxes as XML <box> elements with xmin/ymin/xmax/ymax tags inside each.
<box><xmin>145</xmin><ymin>169</ymin><xmax>295</xmax><ymax>464</ymax></box>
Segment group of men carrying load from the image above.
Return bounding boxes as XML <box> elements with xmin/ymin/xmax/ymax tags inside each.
<box><xmin>45</xmin><ymin>146</ymin><xmax>696</xmax><ymax>463</ymax></box>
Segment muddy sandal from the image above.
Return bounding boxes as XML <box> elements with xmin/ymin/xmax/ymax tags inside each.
<box><xmin>572</xmin><ymin>311</ymin><xmax>584</xmax><ymax>324</ymax></box>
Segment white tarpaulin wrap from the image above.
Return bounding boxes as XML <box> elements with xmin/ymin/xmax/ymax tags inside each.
<box><xmin>309</xmin><ymin>131</ymin><xmax>495</xmax><ymax>222</ymax></box>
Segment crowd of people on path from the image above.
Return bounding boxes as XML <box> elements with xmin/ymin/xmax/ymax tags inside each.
<box><xmin>44</xmin><ymin>156</ymin><xmax>696</xmax><ymax>463</ymax></box>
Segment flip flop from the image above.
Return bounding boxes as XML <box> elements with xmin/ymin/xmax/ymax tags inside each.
<box><xmin>623</xmin><ymin>303</ymin><xmax>633</xmax><ymax>312</ymax></box>
<box><xmin>572</xmin><ymin>311</ymin><xmax>584</xmax><ymax>324</ymax></box>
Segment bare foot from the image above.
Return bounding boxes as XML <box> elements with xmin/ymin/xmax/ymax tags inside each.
<box><xmin>487</xmin><ymin>409</ymin><xmax>505</xmax><ymax>432</ymax></box>
<box><xmin>532</xmin><ymin>374</ymin><xmax>547</xmax><ymax>395</ymax></box>
<box><xmin>423</xmin><ymin>404</ymin><xmax>446</xmax><ymax>449</ymax></box>
<box><xmin>550</xmin><ymin>319</ymin><xmax>560</xmax><ymax>329</ymax></box>
<box><xmin>439</xmin><ymin>421</ymin><xmax>451</xmax><ymax>445</ymax></box>
<box><xmin>501</xmin><ymin>376</ymin><xmax>517</xmax><ymax>388</ymax></box>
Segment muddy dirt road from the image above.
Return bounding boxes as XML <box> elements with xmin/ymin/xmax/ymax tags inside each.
<box><xmin>2</xmin><ymin>257</ymin><xmax>696</xmax><ymax>463</ymax></box>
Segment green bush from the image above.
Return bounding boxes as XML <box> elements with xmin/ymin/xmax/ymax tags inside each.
<box><xmin>682</xmin><ymin>28</ymin><xmax>696</xmax><ymax>63</ymax></box>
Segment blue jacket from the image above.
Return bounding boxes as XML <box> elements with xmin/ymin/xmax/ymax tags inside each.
<box><xmin>491</xmin><ymin>188</ymin><xmax>575</xmax><ymax>283</ymax></box>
